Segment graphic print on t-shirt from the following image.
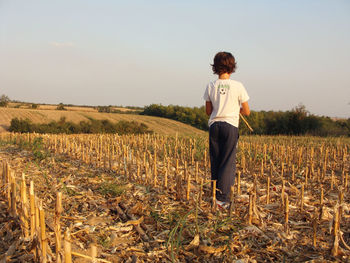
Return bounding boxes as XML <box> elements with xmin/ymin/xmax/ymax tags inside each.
<box><xmin>218</xmin><ymin>84</ymin><xmax>230</xmax><ymax>95</ymax></box>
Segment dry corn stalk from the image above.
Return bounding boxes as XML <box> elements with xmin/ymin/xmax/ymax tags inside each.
<box><xmin>39</xmin><ymin>203</ymin><xmax>47</xmax><ymax>263</ymax></box>
<box><xmin>55</xmin><ymin>192</ymin><xmax>62</xmax><ymax>263</ymax></box>
<box><xmin>64</xmin><ymin>228</ymin><xmax>72</xmax><ymax>263</ymax></box>
<box><xmin>212</xmin><ymin>180</ymin><xmax>216</xmax><ymax>211</ymax></box>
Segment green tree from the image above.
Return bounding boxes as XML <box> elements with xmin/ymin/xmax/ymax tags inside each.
<box><xmin>0</xmin><ymin>94</ymin><xmax>10</xmax><ymax>107</ymax></box>
<box><xmin>56</xmin><ymin>103</ymin><xmax>66</xmax><ymax>110</ymax></box>
<box><xmin>32</xmin><ymin>103</ymin><xmax>39</xmax><ymax>109</ymax></box>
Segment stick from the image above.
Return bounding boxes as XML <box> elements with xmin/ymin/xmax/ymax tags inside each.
<box><xmin>239</xmin><ymin>113</ymin><xmax>253</xmax><ymax>132</ymax></box>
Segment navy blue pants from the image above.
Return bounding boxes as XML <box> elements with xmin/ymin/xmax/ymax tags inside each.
<box><xmin>209</xmin><ymin>122</ymin><xmax>239</xmax><ymax>202</ymax></box>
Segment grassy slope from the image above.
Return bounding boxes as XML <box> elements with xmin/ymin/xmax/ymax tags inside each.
<box><xmin>0</xmin><ymin>107</ymin><xmax>206</xmax><ymax>137</ymax></box>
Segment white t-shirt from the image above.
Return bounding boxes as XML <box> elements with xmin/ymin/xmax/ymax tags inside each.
<box><xmin>203</xmin><ymin>79</ymin><xmax>249</xmax><ymax>128</ymax></box>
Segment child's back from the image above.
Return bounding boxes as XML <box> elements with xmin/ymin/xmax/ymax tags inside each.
<box><xmin>205</xmin><ymin>78</ymin><xmax>248</xmax><ymax>128</ymax></box>
<box><xmin>203</xmin><ymin>52</ymin><xmax>250</xmax><ymax>207</ymax></box>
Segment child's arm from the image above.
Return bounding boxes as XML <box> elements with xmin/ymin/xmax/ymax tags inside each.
<box><xmin>205</xmin><ymin>101</ymin><xmax>213</xmax><ymax>116</ymax></box>
<box><xmin>240</xmin><ymin>101</ymin><xmax>250</xmax><ymax>116</ymax></box>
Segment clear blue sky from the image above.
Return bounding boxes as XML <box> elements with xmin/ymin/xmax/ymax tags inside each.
<box><xmin>1</xmin><ymin>0</ymin><xmax>349</xmax><ymax>118</ymax></box>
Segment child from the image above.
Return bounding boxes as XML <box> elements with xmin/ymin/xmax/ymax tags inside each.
<box><xmin>203</xmin><ymin>51</ymin><xmax>250</xmax><ymax>208</ymax></box>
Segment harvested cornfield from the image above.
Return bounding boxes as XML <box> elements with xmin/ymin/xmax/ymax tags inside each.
<box><xmin>0</xmin><ymin>133</ymin><xmax>349</xmax><ymax>262</ymax></box>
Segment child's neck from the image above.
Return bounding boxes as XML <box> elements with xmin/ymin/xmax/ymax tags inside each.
<box><xmin>218</xmin><ymin>73</ymin><xmax>231</xmax><ymax>80</ymax></box>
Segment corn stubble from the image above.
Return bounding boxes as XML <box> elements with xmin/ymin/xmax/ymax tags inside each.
<box><xmin>0</xmin><ymin>132</ymin><xmax>349</xmax><ymax>262</ymax></box>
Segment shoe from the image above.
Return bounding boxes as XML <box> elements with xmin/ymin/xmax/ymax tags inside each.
<box><xmin>216</xmin><ymin>200</ymin><xmax>229</xmax><ymax>209</ymax></box>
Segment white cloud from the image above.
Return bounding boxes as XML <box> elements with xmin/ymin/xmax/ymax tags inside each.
<box><xmin>49</xmin><ymin>41</ymin><xmax>75</xmax><ymax>47</ymax></box>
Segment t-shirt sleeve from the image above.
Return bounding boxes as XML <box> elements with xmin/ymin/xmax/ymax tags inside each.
<box><xmin>239</xmin><ymin>83</ymin><xmax>249</xmax><ymax>103</ymax></box>
<box><xmin>203</xmin><ymin>84</ymin><xmax>210</xmax><ymax>101</ymax></box>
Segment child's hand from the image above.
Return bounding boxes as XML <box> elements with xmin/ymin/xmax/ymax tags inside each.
<box><xmin>206</xmin><ymin>101</ymin><xmax>213</xmax><ymax>116</ymax></box>
<box><xmin>240</xmin><ymin>102</ymin><xmax>250</xmax><ymax>116</ymax></box>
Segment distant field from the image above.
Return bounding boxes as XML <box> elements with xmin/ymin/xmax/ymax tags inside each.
<box><xmin>0</xmin><ymin>107</ymin><xmax>205</xmax><ymax>137</ymax></box>
<box><xmin>37</xmin><ymin>105</ymin><xmax>98</xmax><ymax>112</ymax></box>
<box><xmin>8</xmin><ymin>102</ymin><xmax>137</xmax><ymax>113</ymax></box>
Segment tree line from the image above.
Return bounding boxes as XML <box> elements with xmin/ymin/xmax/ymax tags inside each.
<box><xmin>141</xmin><ymin>104</ymin><xmax>350</xmax><ymax>137</ymax></box>
<box><xmin>141</xmin><ymin>104</ymin><xmax>209</xmax><ymax>131</ymax></box>
<box><xmin>9</xmin><ymin>117</ymin><xmax>152</xmax><ymax>135</ymax></box>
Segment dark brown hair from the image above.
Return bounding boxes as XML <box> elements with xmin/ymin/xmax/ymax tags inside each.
<box><xmin>211</xmin><ymin>52</ymin><xmax>237</xmax><ymax>75</ymax></box>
